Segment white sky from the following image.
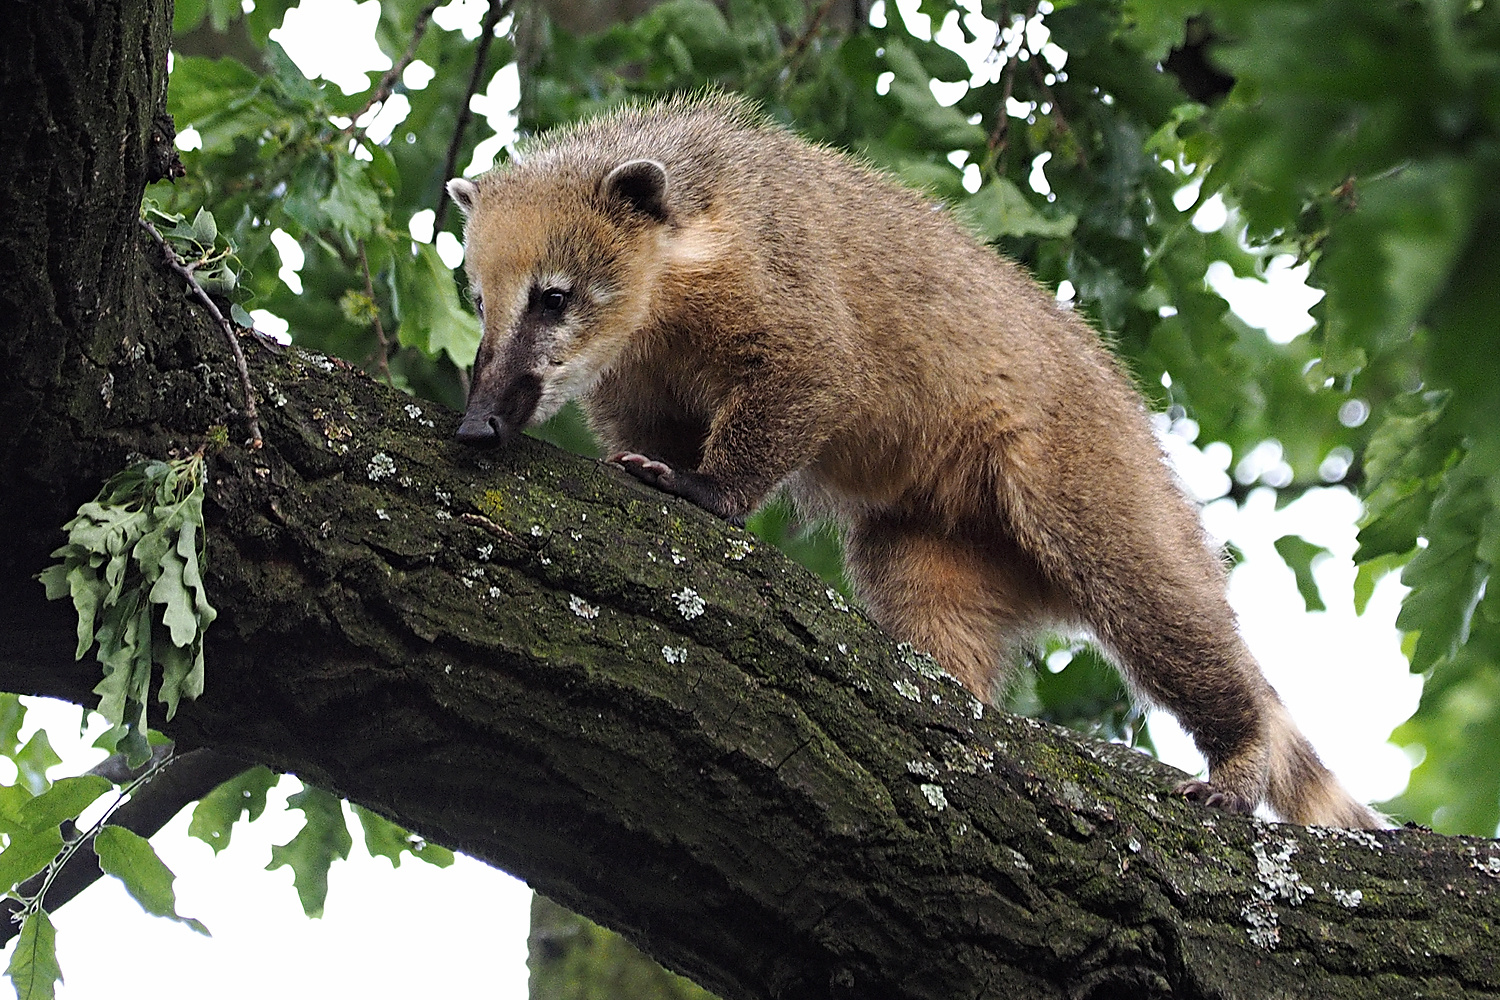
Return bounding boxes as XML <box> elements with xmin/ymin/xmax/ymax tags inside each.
<box><xmin>3</xmin><ymin>1</ymin><xmax>1424</xmax><ymax>996</ymax></box>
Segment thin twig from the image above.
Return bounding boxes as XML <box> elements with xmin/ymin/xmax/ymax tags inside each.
<box><xmin>1029</xmin><ymin>57</ymin><xmax>1086</xmax><ymax>170</ymax></box>
<box><xmin>359</xmin><ymin>239</ymin><xmax>394</xmax><ymax>385</ymax></box>
<box><xmin>139</xmin><ymin>218</ymin><xmax>263</xmax><ymax>449</ymax></box>
<box><xmin>785</xmin><ymin>0</ymin><xmax>838</xmax><ymax>70</ymax></box>
<box><xmin>985</xmin><ymin>0</ymin><xmax>1038</xmax><ymax>172</ymax></box>
<box><xmin>345</xmin><ymin>0</ymin><xmax>445</xmax><ymax>134</ymax></box>
<box><xmin>433</xmin><ymin>0</ymin><xmax>512</xmax><ymax>233</ymax></box>
<box><xmin>11</xmin><ymin>747</ymin><xmax>176</xmax><ymax>928</ymax></box>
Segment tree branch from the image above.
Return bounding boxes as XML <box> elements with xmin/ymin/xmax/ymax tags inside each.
<box><xmin>346</xmin><ymin>0</ymin><xmax>446</xmax><ymax>134</ymax></box>
<box><xmin>433</xmin><ymin>0</ymin><xmax>513</xmax><ymax>234</ymax></box>
<box><xmin>0</xmin><ymin>747</ymin><xmax>250</xmax><ymax>945</ymax></box>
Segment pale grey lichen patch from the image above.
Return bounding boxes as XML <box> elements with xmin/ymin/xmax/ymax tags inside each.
<box><xmin>569</xmin><ymin>595</ymin><xmax>599</xmax><ymax>620</ymax></box>
<box><xmin>893</xmin><ymin>679</ymin><xmax>921</xmax><ymax>702</ymax></box>
<box><xmin>725</xmin><ymin>538</ymin><xmax>754</xmax><ymax>561</ymax></box>
<box><xmin>826</xmin><ymin>588</ymin><xmax>850</xmax><ymax>611</ymax></box>
<box><xmin>919</xmin><ymin>784</ymin><xmax>948</xmax><ymax>811</ymax></box>
<box><xmin>435</xmin><ymin>488</ymin><xmax>452</xmax><ymax>505</ymax></box>
<box><xmin>662</xmin><ymin>646</ymin><xmax>688</xmax><ymax>664</ymax></box>
<box><xmin>375</xmin><ymin>508</ymin><xmax>390</xmax><ymax>521</ymax></box>
<box><xmin>570</xmin><ymin>530</ymin><xmax>583</xmax><ymax>541</ymax></box>
<box><xmin>1057</xmin><ymin>780</ymin><xmax>1090</xmax><ymax>813</ymax></box>
<box><xmin>906</xmin><ymin>759</ymin><xmax>940</xmax><ymax>779</ymax></box>
<box><xmin>367</xmin><ymin>452</ymin><xmax>396</xmax><ymax>481</ymax></box>
<box><xmin>435</xmin><ymin>509</ymin><xmax>452</xmax><ymax>521</ymax></box>
<box><xmin>487</xmin><ymin>586</ymin><xmax>502</xmax><ymax>599</ymax></box>
<box><xmin>896</xmin><ymin>642</ymin><xmax>948</xmax><ymax>682</ymax></box>
<box><xmin>1242</xmin><ymin>837</ymin><xmax>1313</xmax><ymax>950</ymax></box>
<box><xmin>671</xmin><ymin>587</ymin><xmax>705</xmax><ymax>619</ymax></box>
<box><xmin>404</xmin><ymin>403</ymin><xmax>435</xmax><ymax>427</ymax></box>
<box><xmin>1331</xmin><ymin>828</ymin><xmax>1382</xmax><ymax>851</ymax></box>
<box><xmin>1324</xmin><ymin>884</ymin><xmax>1363</xmax><ymax>908</ymax></box>
<box><xmin>1470</xmin><ymin>850</ymin><xmax>1500</xmax><ymax>879</ymax></box>
<box><xmin>477</xmin><ymin>544</ymin><xmax>493</xmax><ymax>561</ymax></box>
<box><xmin>1241</xmin><ymin>898</ymin><xmax>1280</xmax><ymax>949</ymax></box>
<box><xmin>670</xmin><ymin>547</ymin><xmax>686</xmax><ymax>565</ymax></box>
<box><xmin>530</xmin><ymin>524</ymin><xmax>544</xmax><ymax>537</ymax></box>
<box><xmin>1253</xmin><ymin>838</ymin><xmax>1312</xmax><ymax>903</ymax></box>
<box><xmin>1009</xmin><ymin>847</ymin><xmax>1032</xmax><ymax>871</ymax></box>
<box><xmin>945</xmin><ymin>744</ymin><xmax>995</xmax><ymax>775</ymax></box>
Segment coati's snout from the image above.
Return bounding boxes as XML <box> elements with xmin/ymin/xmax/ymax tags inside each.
<box><xmin>455</xmin><ymin>370</ymin><xmax>542</xmax><ymax>445</ymax></box>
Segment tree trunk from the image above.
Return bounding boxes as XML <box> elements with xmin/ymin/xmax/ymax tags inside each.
<box><xmin>2</xmin><ymin>3</ymin><xmax>1498</xmax><ymax>999</ymax></box>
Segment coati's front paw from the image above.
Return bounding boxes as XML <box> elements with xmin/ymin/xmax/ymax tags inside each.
<box><xmin>611</xmin><ymin>452</ymin><xmax>676</xmax><ymax>489</ymax></box>
<box><xmin>608</xmin><ymin>453</ymin><xmax>748</xmax><ymax>527</ymax></box>
<box><xmin>1176</xmin><ymin>778</ymin><xmax>1256</xmax><ymax>816</ymax></box>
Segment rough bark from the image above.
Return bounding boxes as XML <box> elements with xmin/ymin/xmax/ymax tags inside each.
<box><xmin>2</xmin><ymin>3</ymin><xmax>1500</xmax><ymax>999</ymax></box>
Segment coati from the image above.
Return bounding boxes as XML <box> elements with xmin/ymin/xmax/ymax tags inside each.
<box><xmin>447</xmin><ymin>93</ymin><xmax>1381</xmax><ymax>829</ymax></box>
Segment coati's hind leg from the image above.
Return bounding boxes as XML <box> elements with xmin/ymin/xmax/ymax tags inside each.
<box><xmin>997</xmin><ymin>462</ymin><xmax>1380</xmax><ymax>827</ymax></box>
<box><xmin>842</xmin><ymin>513</ymin><xmax>1068</xmax><ymax>701</ymax></box>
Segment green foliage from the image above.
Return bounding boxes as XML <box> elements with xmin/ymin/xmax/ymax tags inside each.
<box><xmin>390</xmin><ymin>242</ymin><xmax>481</xmax><ymax>367</ymax></box>
<box><xmin>529</xmin><ymin>894</ymin><xmax>719</xmax><ymax>1000</ymax></box>
<box><xmin>266</xmin><ymin>786</ymin><xmax>353</xmax><ymax>918</ymax></box>
<box><xmin>0</xmin><ymin>745</ymin><xmax>188</xmax><ymax>999</ymax></box>
<box><xmin>38</xmin><ymin>455</ymin><xmax>215</xmax><ymax>766</ymax></box>
<box><xmin>188</xmin><ymin>764</ymin><xmax>278</xmax><ymax>854</ymax></box>
<box><xmin>1272</xmin><ymin>535</ymin><xmax>1330</xmax><ymax>614</ymax></box>
<box><xmin>0</xmin><ymin>828</ymin><xmax>64</xmax><ymax>900</ymax></box>
<box><xmin>1008</xmin><ymin>644</ymin><xmax>1153</xmax><ymax>752</ymax></box>
<box><xmin>6</xmin><ymin>911</ymin><xmax>61</xmax><ymax>1000</ymax></box>
<box><xmin>350</xmin><ymin>804</ymin><xmax>456</xmax><ymax>869</ymax></box>
<box><xmin>94</xmin><ymin>826</ymin><xmax>209</xmax><ymax>935</ymax></box>
<box><xmin>146</xmin><ymin>205</ymin><xmax>245</xmax><ymax>296</ymax></box>
<box><xmin>14</xmin><ymin>777</ymin><xmax>113</xmax><ymax>835</ymax></box>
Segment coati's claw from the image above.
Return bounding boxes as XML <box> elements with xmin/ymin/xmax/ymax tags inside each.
<box><xmin>610</xmin><ymin>452</ymin><xmax>676</xmax><ymax>487</ymax></box>
<box><xmin>1176</xmin><ymin>779</ymin><xmax>1256</xmax><ymax>815</ymax></box>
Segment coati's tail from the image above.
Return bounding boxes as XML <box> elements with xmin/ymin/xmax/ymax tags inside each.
<box><xmin>1265</xmin><ymin>700</ymin><xmax>1386</xmax><ymax>829</ymax></box>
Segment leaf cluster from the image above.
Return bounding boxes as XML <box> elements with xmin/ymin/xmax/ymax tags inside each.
<box><xmin>38</xmin><ymin>456</ymin><xmax>216</xmax><ymax>767</ymax></box>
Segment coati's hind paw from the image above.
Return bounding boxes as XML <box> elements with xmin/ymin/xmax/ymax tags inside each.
<box><xmin>1176</xmin><ymin>779</ymin><xmax>1256</xmax><ymax>816</ymax></box>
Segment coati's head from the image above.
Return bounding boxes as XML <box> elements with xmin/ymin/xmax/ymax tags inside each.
<box><xmin>448</xmin><ymin>158</ymin><xmax>672</xmax><ymax>444</ymax></box>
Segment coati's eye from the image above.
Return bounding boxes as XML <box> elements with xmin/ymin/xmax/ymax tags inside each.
<box><xmin>472</xmin><ymin>292</ymin><xmax>484</xmax><ymax>318</ymax></box>
<box><xmin>539</xmin><ymin>287</ymin><xmax>570</xmax><ymax>315</ymax></box>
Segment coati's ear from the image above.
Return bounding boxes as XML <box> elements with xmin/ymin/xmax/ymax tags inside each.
<box><xmin>447</xmin><ymin>177</ymin><xmax>480</xmax><ymax>217</ymax></box>
<box><xmin>601</xmin><ymin>159</ymin><xmax>669</xmax><ymax>222</ymax></box>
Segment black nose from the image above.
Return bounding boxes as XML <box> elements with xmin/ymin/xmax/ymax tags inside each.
<box><xmin>456</xmin><ymin>413</ymin><xmax>507</xmax><ymax>444</ymax></box>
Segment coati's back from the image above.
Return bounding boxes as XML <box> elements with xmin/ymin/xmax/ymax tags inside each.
<box><xmin>451</xmin><ymin>94</ymin><xmax>1382</xmax><ymax>829</ymax></box>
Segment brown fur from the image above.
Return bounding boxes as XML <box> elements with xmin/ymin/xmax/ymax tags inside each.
<box><xmin>448</xmin><ymin>93</ymin><xmax>1382</xmax><ymax>829</ymax></box>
